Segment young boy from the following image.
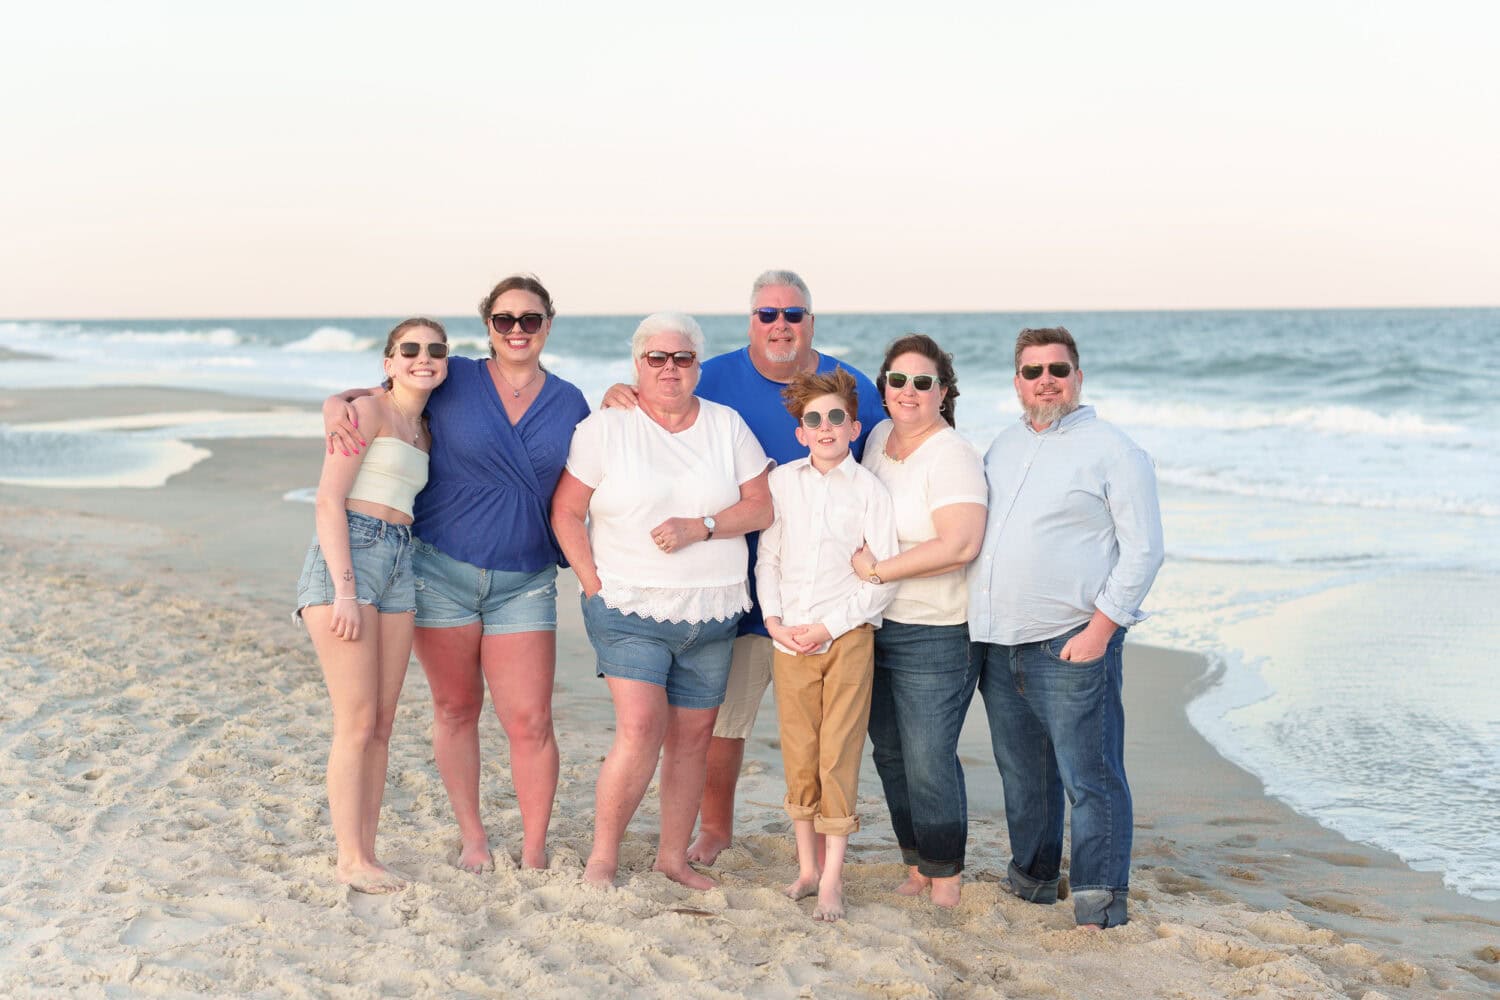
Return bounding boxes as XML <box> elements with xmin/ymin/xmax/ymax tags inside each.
<box><xmin>756</xmin><ymin>368</ymin><xmax>899</xmax><ymax>921</ymax></box>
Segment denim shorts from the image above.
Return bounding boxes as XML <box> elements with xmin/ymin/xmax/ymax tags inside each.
<box><xmin>411</xmin><ymin>537</ymin><xmax>558</xmax><ymax>635</ymax></box>
<box><xmin>580</xmin><ymin>592</ymin><xmax>742</xmax><ymax>709</ymax></box>
<box><xmin>295</xmin><ymin>510</ymin><xmax>416</xmax><ymax>618</ymax></box>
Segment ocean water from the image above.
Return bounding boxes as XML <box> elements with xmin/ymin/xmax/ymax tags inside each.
<box><xmin>2</xmin><ymin>308</ymin><xmax>1497</xmax><ymax>899</ymax></box>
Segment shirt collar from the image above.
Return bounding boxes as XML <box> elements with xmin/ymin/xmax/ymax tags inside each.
<box><xmin>790</xmin><ymin>452</ymin><xmax>859</xmax><ymax>479</ymax></box>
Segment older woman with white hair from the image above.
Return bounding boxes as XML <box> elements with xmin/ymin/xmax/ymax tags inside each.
<box><xmin>552</xmin><ymin>312</ymin><xmax>772</xmax><ymax>889</ymax></box>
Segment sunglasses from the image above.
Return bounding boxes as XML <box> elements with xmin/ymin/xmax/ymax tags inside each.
<box><xmin>753</xmin><ymin>307</ymin><xmax>808</xmax><ymax>324</ymax></box>
<box><xmin>489</xmin><ymin>312</ymin><xmax>546</xmax><ymax>335</ymax></box>
<box><xmin>642</xmin><ymin>350</ymin><xmax>697</xmax><ymax>368</ymax></box>
<box><xmin>800</xmin><ymin>408</ymin><xmax>848</xmax><ymax>429</ymax></box>
<box><xmin>396</xmin><ymin>341</ymin><xmax>449</xmax><ymax>359</ymax></box>
<box><xmin>884</xmin><ymin>371</ymin><xmax>941</xmax><ymax>391</ymax></box>
<box><xmin>1019</xmin><ymin>362</ymin><xmax>1074</xmax><ymax>380</ymax></box>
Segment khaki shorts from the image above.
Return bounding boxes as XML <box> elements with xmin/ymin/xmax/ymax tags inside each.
<box><xmin>711</xmin><ymin>634</ymin><xmax>774</xmax><ymax>739</ymax></box>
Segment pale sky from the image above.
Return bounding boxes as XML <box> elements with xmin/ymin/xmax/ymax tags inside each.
<box><xmin>3</xmin><ymin>1</ymin><xmax>1496</xmax><ymax>318</ymax></box>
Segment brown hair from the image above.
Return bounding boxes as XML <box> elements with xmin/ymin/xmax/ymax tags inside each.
<box><xmin>1013</xmin><ymin>326</ymin><xmax>1079</xmax><ymax>369</ymax></box>
<box><xmin>479</xmin><ymin>273</ymin><xmax>556</xmax><ymax>361</ymax></box>
<box><xmin>876</xmin><ymin>333</ymin><xmax>959</xmax><ymax>428</ymax></box>
<box><xmin>381</xmin><ymin>317</ymin><xmax>447</xmax><ymax>389</ymax></box>
<box><xmin>781</xmin><ymin>367</ymin><xmax>858</xmax><ymax>419</ymax></box>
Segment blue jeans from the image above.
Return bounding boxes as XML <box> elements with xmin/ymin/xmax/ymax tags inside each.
<box><xmin>972</xmin><ymin>624</ymin><xmax>1132</xmax><ymax>927</ymax></box>
<box><xmin>868</xmin><ymin>620</ymin><xmax>979</xmax><ymax>878</ymax></box>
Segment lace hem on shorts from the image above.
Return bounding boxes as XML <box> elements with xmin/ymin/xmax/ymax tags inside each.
<box><xmin>601</xmin><ymin>581</ymin><xmax>750</xmax><ymax>624</ymax></box>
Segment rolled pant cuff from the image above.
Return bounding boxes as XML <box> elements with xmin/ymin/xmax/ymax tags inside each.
<box><xmin>1071</xmin><ymin>887</ymin><xmax>1128</xmax><ymax>928</ymax></box>
<box><xmin>783</xmin><ymin>800</ymin><xmax>818</xmax><ymax>822</ymax></box>
<box><xmin>1003</xmin><ymin>860</ymin><xmax>1062</xmax><ymax>904</ymax></box>
<box><xmin>813</xmin><ymin>815</ymin><xmax>860</xmax><ymax>837</ymax></box>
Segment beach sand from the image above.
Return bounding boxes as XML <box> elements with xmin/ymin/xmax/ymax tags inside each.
<box><xmin>2</xmin><ymin>386</ymin><xmax>1498</xmax><ymax>998</ymax></box>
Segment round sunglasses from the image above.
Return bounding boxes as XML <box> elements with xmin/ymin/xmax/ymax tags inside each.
<box><xmin>800</xmin><ymin>408</ymin><xmax>848</xmax><ymax>429</ymax></box>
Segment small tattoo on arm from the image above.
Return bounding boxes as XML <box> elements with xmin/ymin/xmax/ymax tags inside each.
<box><xmin>342</xmin><ymin>570</ymin><xmax>354</xmax><ymax>582</ymax></box>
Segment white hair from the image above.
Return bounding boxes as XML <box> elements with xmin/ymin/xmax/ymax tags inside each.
<box><xmin>749</xmin><ymin>269</ymin><xmax>812</xmax><ymax>311</ymax></box>
<box><xmin>631</xmin><ymin>312</ymin><xmax>706</xmax><ymax>358</ymax></box>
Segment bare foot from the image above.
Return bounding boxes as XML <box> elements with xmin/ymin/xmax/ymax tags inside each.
<box><xmin>686</xmin><ymin>830</ymin><xmax>731</xmax><ymax>866</ymax></box>
<box><xmin>783</xmin><ymin>874</ymin><xmax>820</xmax><ymax>901</ymax></box>
<box><xmin>520</xmin><ymin>847</ymin><xmax>547</xmax><ymax>870</ymax></box>
<box><xmin>583</xmin><ymin>859</ymin><xmax>617</xmax><ymax>888</ymax></box>
<box><xmin>894</xmin><ymin>867</ymin><xmax>930</xmax><ymax>897</ymax></box>
<box><xmin>930</xmin><ymin>874</ymin><xmax>961</xmax><ymax>908</ymax></box>
<box><xmin>813</xmin><ymin>879</ymin><xmax>844</xmax><ymax>921</ymax></box>
<box><xmin>456</xmin><ymin>840</ymin><xmax>494</xmax><ymax>874</ymax></box>
<box><xmin>653</xmin><ymin>858</ymin><xmax>716</xmax><ymax>890</ymax></box>
<box><xmin>1077</xmin><ymin>923</ymin><xmax>1103</xmax><ymax>932</ymax></box>
<box><xmin>339</xmin><ymin>862</ymin><xmax>406</xmax><ymax>894</ymax></box>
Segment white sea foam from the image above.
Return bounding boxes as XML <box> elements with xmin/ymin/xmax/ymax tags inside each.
<box><xmin>282</xmin><ymin>327</ymin><xmax>376</xmax><ymax>353</ymax></box>
<box><xmin>1158</xmin><ymin>466</ymin><xmax>1500</xmax><ymax>518</ymax></box>
<box><xmin>95</xmin><ymin>327</ymin><xmax>242</xmax><ymax>347</ymax></box>
<box><xmin>1104</xmin><ymin>397</ymin><xmax>1460</xmax><ymax>437</ymax></box>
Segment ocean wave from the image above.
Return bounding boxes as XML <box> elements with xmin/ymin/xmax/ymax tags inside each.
<box><xmin>282</xmin><ymin>327</ymin><xmax>377</xmax><ymax>353</ymax></box>
<box><xmin>1158</xmin><ymin>467</ymin><xmax>1500</xmax><ymax>518</ymax></box>
<box><xmin>1104</xmin><ymin>398</ymin><xmax>1461</xmax><ymax>437</ymax></box>
<box><xmin>96</xmin><ymin>327</ymin><xmax>242</xmax><ymax>347</ymax></box>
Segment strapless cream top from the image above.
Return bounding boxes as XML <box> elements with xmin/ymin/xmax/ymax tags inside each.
<box><xmin>346</xmin><ymin>437</ymin><xmax>428</xmax><ymax>518</ymax></box>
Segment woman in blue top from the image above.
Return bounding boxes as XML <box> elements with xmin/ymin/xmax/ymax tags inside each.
<box><xmin>325</xmin><ymin>275</ymin><xmax>590</xmax><ymax>872</ymax></box>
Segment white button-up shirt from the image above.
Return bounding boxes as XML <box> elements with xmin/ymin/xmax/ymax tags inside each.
<box><xmin>756</xmin><ymin>453</ymin><xmax>900</xmax><ymax>655</ymax></box>
<box><xmin>967</xmin><ymin>406</ymin><xmax>1164</xmax><ymax>646</ymax></box>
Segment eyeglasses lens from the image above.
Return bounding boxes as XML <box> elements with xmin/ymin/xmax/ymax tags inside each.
<box><xmin>398</xmin><ymin>342</ymin><xmax>449</xmax><ymax>359</ymax></box>
<box><xmin>801</xmin><ymin>408</ymin><xmax>847</xmax><ymax>429</ymax></box>
<box><xmin>1019</xmin><ymin>362</ymin><xmax>1073</xmax><ymax>380</ymax></box>
<box><xmin>754</xmin><ymin>307</ymin><xmax>806</xmax><ymax>324</ymax></box>
<box><xmin>644</xmin><ymin>351</ymin><xmax>696</xmax><ymax>368</ymax></box>
<box><xmin>490</xmin><ymin>312</ymin><xmax>545</xmax><ymax>335</ymax></box>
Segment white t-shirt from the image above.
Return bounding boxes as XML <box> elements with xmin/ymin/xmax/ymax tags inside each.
<box><xmin>566</xmin><ymin>399</ymin><xmax>771</xmax><ymax>622</ymax></box>
<box><xmin>861</xmin><ymin>420</ymin><xmax>988</xmax><ymax>626</ymax></box>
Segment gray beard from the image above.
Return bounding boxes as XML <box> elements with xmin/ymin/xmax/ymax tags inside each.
<box><xmin>763</xmin><ymin>345</ymin><xmax>799</xmax><ymax>364</ymax></box>
<box><xmin>1024</xmin><ymin>398</ymin><xmax>1080</xmax><ymax>429</ymax></box>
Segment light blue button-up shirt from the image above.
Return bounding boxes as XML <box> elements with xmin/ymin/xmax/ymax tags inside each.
<box><xmin>967</xmin><ymin>405</ymin><xmax>1164</xmax><ymax>646</ymax></box>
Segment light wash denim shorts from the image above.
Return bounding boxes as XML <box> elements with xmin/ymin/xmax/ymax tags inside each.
<box><xmin>295</xmin><ymin>510</ymin><xmax>416</xmax><ymax>619</ymax></box>
<box><xmin>580</xmin><ymin>592</ymin><xmax>741</xmax><ymax>710</ymax></box>
<box><xmin>411</xmin><ymin>537</ymin><xmax>558</xmax><ymax>635</ymax></box>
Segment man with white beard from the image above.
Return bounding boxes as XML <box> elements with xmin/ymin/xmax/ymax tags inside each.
<box><xmin>967</xmin><ymin>326</ymin><xmax>1164</xmax><ymax>929</ymax></box>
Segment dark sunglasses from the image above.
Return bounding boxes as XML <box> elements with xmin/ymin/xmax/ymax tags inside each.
<box><xmin>885</xmin><ymin>371</ymin><xmax>940</xmax><ymax>391</ymax></box>
<box><xmin>489</xmin><ymin>312</ymin><xmax>546</xmax><ymax>335</ymax></box>
<box><xmin>396</xmin><ymin>341</ymin><xmax>449</xmax><ymax>359</ymax></box>
<box><xmin>1019</xmin><ymin>362</ymin><xmax>1074</xmax><ymax>380</ymax></box>
<box><xmin>753</xmin><ymin>307</ymin><xmax>808</xmax><ymax>324</ymax></box>
<box><xmin>800</xmin><ymin>408</ymin><xmax>848</xmax><ymax>429</ymax></box>
<box><xmin>643</xmin><ymin>350</ymin><xmax>697</xmax><ymax>368</ymax></box>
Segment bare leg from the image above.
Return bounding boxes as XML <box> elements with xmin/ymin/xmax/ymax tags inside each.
<box><xmin>306</xmin><ymin>604</ymin><xmax>404</xmax><ymax>893</ymax></box>
<box><xmin>654</xmin><ymin>705</ymin><xmax>719</xmax><ymax>890</ymax></box>
<box><xmin>587</xmin><ymin>678</ymin><xmax>668</xmax><ymax>887</ymax></box>
<box><xmin>414</xmin><ymin>624</ymin><xmax>492</xmax><ymax>872</ymax></box>
<box><xmin>783</xmin><ymin>819</ymin><xmax>820</xmax><ymax>901</ymax></box>
<box><xmin>482</xmin><ymin>630</ymin><xmax>558</xmax><ymax>869</ymax></box>
<box><xmin>357</xmin><ymin>612</ymin><xmax>413</xmax><ymax>874</ymax></box>
<box><xmin>815</xmin><ymin>833</ymin><xmax>849</xmax><ymax>921</ymax></box>
<box><xmin>687</xmin><ymin>736</ymin><xmax>743</xmax><ymax>864</ymax></box>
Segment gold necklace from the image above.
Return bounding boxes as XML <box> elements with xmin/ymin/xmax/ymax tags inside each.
<box><xmin>492</xmin><ymin>359</ymin><xmax>542</xmax><ymax>399</ymax></box>
<box><xmin>885</xmin><ymin>423</ymin><xmax>939</xmax><ymax>463</ymax></box>
<box><xmin>389</xmin><ymin>390</ymin><xmax>422</xmax><ymax>446</ymax></box>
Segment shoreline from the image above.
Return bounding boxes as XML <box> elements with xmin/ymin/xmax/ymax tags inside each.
<box><xmin>2</xmin><ymin>386</ymin><xmax>1498</xmax><ymax>996</ymax></box>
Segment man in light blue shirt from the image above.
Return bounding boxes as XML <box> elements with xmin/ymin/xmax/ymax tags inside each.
<box><xmin>967</xmin><ymin>326</ymin><xmax>1164</xmax><ymax>929</ymax></box>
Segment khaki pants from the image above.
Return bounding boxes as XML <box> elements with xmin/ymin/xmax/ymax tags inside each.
<box><xmin>772</xmin><ymin>625</ymin><xmax>875</xmax><ymax>836</ymax></box>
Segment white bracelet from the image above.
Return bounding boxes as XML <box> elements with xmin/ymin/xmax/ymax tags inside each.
<box><xmin>334</xmin><ymin>596</ymin><xmax>359</xmax><ymax>601</ymax></box>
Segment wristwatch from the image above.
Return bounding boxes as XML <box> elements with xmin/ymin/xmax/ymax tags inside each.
<box><xmin>702</xmin><ymin>515</ymin><xmax>716</xmax><ymax>540</ymax></box>
<box><xmin>867</xmin><ymin>571</ymin><xmax>883</xmax><ymax>585</ymax></box>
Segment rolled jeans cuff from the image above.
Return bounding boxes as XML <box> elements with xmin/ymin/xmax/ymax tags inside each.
<box><xmin>1004</xmin><ymin>860</ymin><xmax>1062</xmax><ymax>904</ymax></box>
<box><xmin>899</xmin><ymin>846</ymin><xmax>963</xmax><ymax>878</ymax></box>
<box><xmin>1071</xmin><ymin>888</ymin><xmax>1129</xmax><ymax>928</ymax></box>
